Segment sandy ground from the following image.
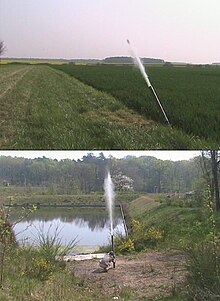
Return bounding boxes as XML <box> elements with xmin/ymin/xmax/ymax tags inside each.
<box><xmin>69</xmin><ymin>251</ymin><xmax>187</xmax><ymax>299</ymax></box>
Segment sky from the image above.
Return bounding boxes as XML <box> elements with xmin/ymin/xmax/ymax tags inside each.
<box><xmin>0</xmin><ymin>151</ymin><xmax>200</xmax><ymax>162</ymax></box>
<box><xmin>0</xmin><ymin>0</ymin><xmax>219</xmax><ymax>64</ymax></box>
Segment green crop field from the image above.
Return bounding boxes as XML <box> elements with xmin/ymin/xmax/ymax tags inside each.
<box><xmin>52</xmin><ymin>64</ymin><xmax>220</xmax><ymax>145</ymax></box>
<box><xmin>0</xmin><ymin>63</ymin><xmax>217</xmax><ymax>149</ymax></box>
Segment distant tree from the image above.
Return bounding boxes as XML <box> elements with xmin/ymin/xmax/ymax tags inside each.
<box><xmin>201</xmin><ymin>151</ymin><xmax>220</xmax><ymax>213</ymax></box>
<box><xmin>0</xmin><ymin>41</ymin><xmax>6</xmax><ymax>56</ymax></box>
<box><xmin>163</xmin><ymin>62</ymin><xmax>173</xmax><ymax>67</ymax></box>
<box><xmin>210</xmin><ymin>151</ymin><xmax>220</xmax><ymax>212</ymax></box>
<box><xmin>113</xmin><ymin>172</ymin><xmax>134</xmax><ymax>192</ymax></box>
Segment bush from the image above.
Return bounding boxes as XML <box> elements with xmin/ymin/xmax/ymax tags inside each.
<box><xmin>131</xmin><ymin>219</ymin><xmax>143</xmax><ymax>232</ymax></box>
<box><xmin>120</xmin><ymin>219</ymin><xmax>164</xmax><ymax>252</ymax></box>
<box><xmin>133</xmin><ymin>226</ymin><xmax>164</xmax><ymax>251</ymax></box>
<box><xmin>0</xmin><ymin>208</ymin><xmax>16</xmax><ymax>245</ymax></box>
<box><xmin>185</xmin><ymin>242</ymin><xmax>220</xmax><ymax>300</ymax></box>
<box><xmin>117</xmin><ymin>238</ymin><xmax>135</xmax><ymax>254</ymax></box>
<box><xmin>184</xmin><ymin>193</ymin><xmax>220</xmax><ymax>300</ymax></box>
<box><xmin>31</xmin><ymin>256</ymin><xmax>55</xmax><ymax>281</ymax></box>
<box><xmin>24</xmin><ymin>223</ymin><xmax>78</xmax><ymax>281</ymax></box>
<box><xmin>34</xmin><ymin>223</ymin><xmax>77</xmax><ymax>260</ymax></box>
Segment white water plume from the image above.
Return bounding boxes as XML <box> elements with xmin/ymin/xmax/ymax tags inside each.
<box><xmin>104</xmin><ymin>172</ymin><xmax>115</xmax><ymax>236</ymax></box>
<box><xmin>127</xmin><ymin>41</ymin><xmax>151</xmax><ymax>88</ymax></box>
<box><xmin>127</xmin><ymin>39</ymin><xmax>171</xmax><ymax>127</ymax></box>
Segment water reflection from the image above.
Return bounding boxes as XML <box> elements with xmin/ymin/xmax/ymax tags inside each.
<box><xmin>11</xmin><ymin>207</ymin><xmax>125</xmax><ymax>248</ymax></box>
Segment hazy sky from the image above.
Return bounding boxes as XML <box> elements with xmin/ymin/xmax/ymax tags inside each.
<box><xmin>0</xmin><ymin>151</ymin><xmax>200</xmax><ymax>162</ymax></box>
<box><xmin>1</xmin><ymin>0</ymin><xmax>219</xmax><ymax>63</ymax></box>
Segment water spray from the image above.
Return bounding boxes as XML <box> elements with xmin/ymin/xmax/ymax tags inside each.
<box><xmin>126</xmin><ymin>39</ymin><xmax>171</xmax><ymax>127</ymax></box>
<box><xmin>104</xmin><ymin>171</ymin><xmax>116</xmax><ymax>268</ymax></box>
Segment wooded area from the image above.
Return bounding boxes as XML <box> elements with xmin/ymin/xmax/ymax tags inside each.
<box><xmin>1</xmin><ymin>152</ymin><xmax>219</xmax><ymax>208</ymax></box>
<box><xmin>0</xmin><ymin>153</ymin><xmax>204</xmax><ymax>195</ymax></box>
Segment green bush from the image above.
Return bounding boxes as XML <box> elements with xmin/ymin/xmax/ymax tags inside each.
<box><xmin>117</xmin><ymin>237</ymin><xmax>135</xmax><ymax>254</ymax></box>
<box><xmin>117</xmin><ymin>219</ymin><xmax>164</xmax><ymax>252</ymax></box>
<box><xmin>30</xmin><ymin>256</ymin><xmax>55</xmax><ymax>281</ymax></box>
<box><xmin>133</xmin><ymin>226</ymin><xmax>164</xmax><ymax>251</ymax></box>
<box><xmin>185</xmin><ymin>242</ymin><xmax>220</xmax><ymax>301</ymax></box>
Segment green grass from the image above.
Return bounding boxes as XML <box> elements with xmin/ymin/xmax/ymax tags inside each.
<box><xmin>51</xmin><ymin>64</ymin><xmax>220</xmax><ymax>145</ymax></box>
<box><xmin>0</xmin><ymin>247</ymin><xmax>116</xmax><ymax>301</ymax></box>
<box><xmin>128</xmin><ymin>195</ymin><xmax>220</xmax><ymax>250</ymax></box>
<box><xmin>0</xmin><ymin>64</ymin><xmax>216</xmax><ymax>149</ymax></box>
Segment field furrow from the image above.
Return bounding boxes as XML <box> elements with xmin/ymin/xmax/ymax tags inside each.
<box><xmin>0</xmin><ymin>66</ymin><xmax>33</xmax><ymax>96</ymax></box>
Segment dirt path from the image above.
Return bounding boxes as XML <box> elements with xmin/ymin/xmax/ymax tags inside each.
<box><xmin>70</xmin><ymin>251</ymin><xmax>187</xmax><ymax>299</ymax></box>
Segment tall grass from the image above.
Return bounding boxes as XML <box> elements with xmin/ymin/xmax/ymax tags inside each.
<box><xmin>51</xmin><ymin>64</ymin><xmax>220</xmax><ymax>145</ymax></box>
<box><xmin>184</xmin><ymin>188</ymin><xmax>220</xmax><ymax>301</ymax></box>
<box><xmin>0</xmin><ymin>244</ymin><xmax>130</xmax><ymax>301</ymax></box>
<box><xmin>0</xmin><ymin>220</ymin><xmax>94</xmax><ymax>301</ymax></box>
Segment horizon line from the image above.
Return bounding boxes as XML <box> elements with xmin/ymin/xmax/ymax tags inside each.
<box><xmin>1</xmin><ymin>56</ymin><xmax>218</xmax><ymax>65</ymax></box>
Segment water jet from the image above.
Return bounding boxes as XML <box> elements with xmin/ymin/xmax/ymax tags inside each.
<box><xmin>126</xmin><ymin>39</ymin><xmax>171</xmax><ymax>127</ymax></box>
<box><xmin>104</xmin><ymin>171</ymin><xmax>116</xmax><ymax>268</ymax></box>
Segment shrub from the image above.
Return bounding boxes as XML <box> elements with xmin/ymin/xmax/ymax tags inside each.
<box><xmin>116</xmin><ymin>223</ymin><xmax>164</xmax><ymax>253</ymax></box>
<box><xmin>185</xmin><ymin>189</ymin><xmax>220</xmax><ymax>300</ymax></box>
<box><xmin>24</xmin><ymin>223</ymin><xmax>78</xmax><ymax>281</ymax></box>
<box><xmin>34</xmin><ymin>223</ymin><xmax>77</xmax><ymax>261</ymax></box>
<box><xmin>185</xmin><ymin>242</ymin><xmax>220</xmax><ymax>301</ymax></box>
<box><xmin>31</xmin><ymin>257</ymin><xmax>55</xmax><ymax>281</ymax></box>
<box><xmin>0</xmin><ymin>208</ymin><xmax>16</xmax><ymax>245</ymax></box>
<box><xmin>133</xmin><ymin>227</ymin><xmax>164</xmax><ymax>251</ymax></box>
<box><xmin>129</xmin><ymin>219</ymin><xmax>164</xmax><ymax>251</ymax></box>
<box><xmin>117</xmin><ymin>238</ymin><xmax>135</xmax><ymax>254</ymax></box>
<box><xmin>146</xmin><ymin>227</ymin><xmax>163</xmax><ymax>242</ymax></box>
<box><xmin>131</xmin><ymin>219</ymin><xmax>143</xmax><ymax>232</ymax></box>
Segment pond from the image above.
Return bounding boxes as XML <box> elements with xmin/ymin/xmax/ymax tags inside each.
<box><xmin>10</xmin><ymin>207</ymin><xmax>125</xmax><ymax>252</ymax></box>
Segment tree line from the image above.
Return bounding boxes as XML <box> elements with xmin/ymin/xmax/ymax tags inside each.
<box><xmin>0</xmin><ymin>153</ymin><xmax>203</xmax><ymax>194</ymax></box>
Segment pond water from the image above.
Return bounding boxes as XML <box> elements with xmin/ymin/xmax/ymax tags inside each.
<box><xmin>10</xmin><ymin>207</ymin><xmax>125</xmax><ymax>252</ymax></box>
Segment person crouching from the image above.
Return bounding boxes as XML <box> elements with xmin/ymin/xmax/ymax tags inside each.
<box><xmin>99</xmin><ymin>251</ymin><xmax>115</xmax><ymax>272</ymax></box>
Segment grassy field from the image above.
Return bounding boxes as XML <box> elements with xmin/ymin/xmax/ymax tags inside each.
<box><xmin>0</xmin><ymin>63</ymin><xmax>216</xmax><ymax>149</ymax></box>
<box><xmin>52</xmin><ymin>64</ymin><xmax>220</xmax><ymax>145</ymax></box>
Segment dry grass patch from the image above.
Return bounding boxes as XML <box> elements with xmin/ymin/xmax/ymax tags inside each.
<box><xmin>129</xmin><ymin>196</ymin><xmax>161</xmax><ymax>216</ymax></box>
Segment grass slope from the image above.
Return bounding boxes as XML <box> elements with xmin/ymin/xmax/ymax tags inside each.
<box><xmin>0</xmin><ymin>64</ymin><xmax>215</xmax><ymax>149</ymax></box>
<box><xmin>129</xmin><ymin>195</ymin><xmax>220</xmax><ymax>249</ymax></box>
<box><xmin>129</xmin><ymin>195</ymin><xmax>161</xmax><ymax>216</ymax></box>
